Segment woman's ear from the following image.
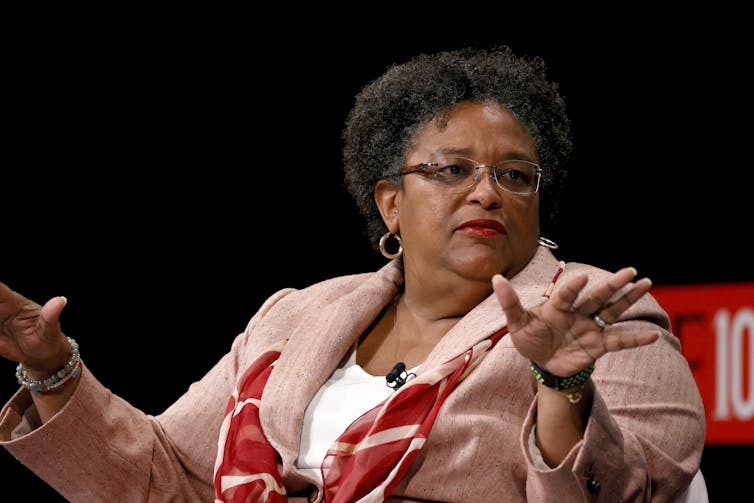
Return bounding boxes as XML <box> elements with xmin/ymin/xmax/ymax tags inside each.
<box><xmin>375</xmin><ymin>179</ymin><xmax>400</xmax><ymax>234</ymax></box>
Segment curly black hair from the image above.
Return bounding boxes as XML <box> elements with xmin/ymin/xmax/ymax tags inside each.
<box><xmin>342</xmin><ymin>46</ymin><xmax>573</xmax><ymax>253</ymax></box>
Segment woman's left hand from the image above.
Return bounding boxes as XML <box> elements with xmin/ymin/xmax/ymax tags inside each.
<box><xmin>491</xmin><ymin>266</ymin><xmax>658</xmax><ymax>377</ymax></box>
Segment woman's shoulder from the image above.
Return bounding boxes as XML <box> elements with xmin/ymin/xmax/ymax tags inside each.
<box><xmin>562</xmin><ymin>260</ymin><xmax>612</xmax><ymax>278</ymax></box>
<box><xmin>260</xmin><ymin>263</ymin><xmax>401</xmax><ymax>317</ymax></box>
<box><xmin>300</xmin><ymin>267</ymin><xmax>389</xmax><ymax>295</ymax></box>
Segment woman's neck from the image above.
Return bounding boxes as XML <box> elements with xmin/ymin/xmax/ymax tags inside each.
<box><xmin>400</xmin><ymin>268</ymin><xmax>494</xmax><ymax>324</ymax></box>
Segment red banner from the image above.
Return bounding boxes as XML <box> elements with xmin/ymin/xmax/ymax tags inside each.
<box><xmin>651</xmin><ymin>283</ymin><xmax>754</xmax><ymax>445</ymax></box>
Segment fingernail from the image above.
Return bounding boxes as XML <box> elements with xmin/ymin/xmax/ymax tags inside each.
<box><xmin>628</xmin><ymin>267</ymin><xmax>638</xmax><ymax>276</ymax></box>
<box><xmin>644</xmin><ymin>278</ymin><xmax>652</xmax><ymax>287</ymax></box>
<box><xmin>60</xmin><ymin>296</ymin><xmax>68</xmax><ymax>305</ymax></box>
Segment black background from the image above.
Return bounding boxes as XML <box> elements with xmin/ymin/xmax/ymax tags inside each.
<box><xmin>2</xmin><ymin>11</ymin><xmax>751</xmax><ymax>501</ymax></box>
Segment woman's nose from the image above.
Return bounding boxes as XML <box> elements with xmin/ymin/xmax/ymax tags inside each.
<box><xmin>465</xmin><ymin>166</ymin><xmax>502</xmax><ymax>207</ymax></box>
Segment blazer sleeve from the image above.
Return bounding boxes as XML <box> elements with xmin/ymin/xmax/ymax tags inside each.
<box><xmin>0</xmin><ymin>287</ymin><xmax>295</xmax><ymax>502</ymax></box>
<box><xmin>520</xmin><ymin>280</ymin><xmax>706</xmax><ymax>501</ymax></box>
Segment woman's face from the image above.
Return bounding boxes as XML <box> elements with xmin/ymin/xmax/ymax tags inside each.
<box><xmin>385</xmin><ymin>100</ymin><xmax>540</xmax><ymax>282</ymax></box>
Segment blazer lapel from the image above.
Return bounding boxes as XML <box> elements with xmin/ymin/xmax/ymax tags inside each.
<box><xmin>260</xmin><ymin>261</ymin><xmax>404</xmax><ymax>475</ymax></box>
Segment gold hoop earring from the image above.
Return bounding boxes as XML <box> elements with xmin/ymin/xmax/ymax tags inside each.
<box><xmin>537</xmin><ymin>236</ymin><xmax>559</xmax><ymax>250</ymax></box>
<box><xmin>379</xmin><ymin>232</ymin><xmax>403</xmax><ymax>259</ymax></box>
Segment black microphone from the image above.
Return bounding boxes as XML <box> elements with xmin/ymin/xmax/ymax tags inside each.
<box><xmin>386</xmin><ymin>362</ymin><xmax>415</xmax><ymax>390</ymax></box>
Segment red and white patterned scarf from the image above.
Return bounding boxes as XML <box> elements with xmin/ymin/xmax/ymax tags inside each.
<box><xmin>213</xmin><ymin>262</ymin><xmax>563</xmax><ymax>502</ymax></box>
<box><xmin>213</xmin><ymin>329</ymin><xmax>506</xmax><ymax>502</ymax></box>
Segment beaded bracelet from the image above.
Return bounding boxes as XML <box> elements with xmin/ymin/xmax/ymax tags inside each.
<box><xmin>16</xmin><ymin>337</ymin><xmax>81</xmax><ymax>394</ymax></box>
<box><xmin>530</xmin><ymin>360</ymin><xmax>594</xmax><ymax>404</ymax></box>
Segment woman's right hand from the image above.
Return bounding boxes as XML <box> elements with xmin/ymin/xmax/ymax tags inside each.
<box><xmin>0</xmin><ymin>282</ymin><xmax>71</xmax><ymax>378</ymax></box>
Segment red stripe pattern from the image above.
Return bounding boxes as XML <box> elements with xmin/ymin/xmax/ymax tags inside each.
<box><xmin>214</xmin><ymin>340</ymin><xmax>288</xmax><ymax>502</ymax></box>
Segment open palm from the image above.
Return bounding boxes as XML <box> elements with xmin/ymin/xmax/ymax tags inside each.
<box><xmin>492</xmin><ymin>266</ymin><xmax>658</xmax><ymax>377</ymax></box>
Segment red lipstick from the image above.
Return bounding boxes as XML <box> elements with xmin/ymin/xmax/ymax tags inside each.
<box><xmin>457</xmin><ymin>219</ymin><xmax>507</xmax><ymax>237</ymax></box>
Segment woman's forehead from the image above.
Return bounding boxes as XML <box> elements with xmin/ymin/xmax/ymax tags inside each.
<box><xmin>407</xmin><ymin>101</ymin><xmax>537</xmax><ymax>160</ymax></box>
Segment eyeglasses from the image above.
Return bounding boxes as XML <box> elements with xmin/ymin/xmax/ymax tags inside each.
<box><xmin>400</xmin><ymin>156</ymin><xmax>541</xmax><ymax>195</ymax></box>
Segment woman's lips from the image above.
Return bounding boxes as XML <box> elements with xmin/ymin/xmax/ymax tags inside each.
<box><xmin>457</xmin><ymin>219</ymin><xmax>507</xmax><ymax>237</ymax></box>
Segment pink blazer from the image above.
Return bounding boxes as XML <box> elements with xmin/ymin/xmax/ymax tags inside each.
<box><xmin>0</xmin><ymin>248</ymin><xmax>705</xmax><ymax>502</ymax></box>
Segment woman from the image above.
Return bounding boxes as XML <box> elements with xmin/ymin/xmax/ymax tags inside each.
<box><xmin>0</xmin><ymin>47</ymin><xmax>704</xmax><ymax>501</ymax></box>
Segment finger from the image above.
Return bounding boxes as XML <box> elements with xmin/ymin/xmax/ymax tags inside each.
<box><xmin>603</xmin><ymin>329</ymin><xmax>659</xmax><ymax>352</ymax></box>
<box><xmin>547</xmin><ymin>273</ymin><xmax>588</xmax><ymax>312</ymax></box>
<box><xmin>39</xmin><ymin>296</ymin><xmax>67</xmax><ymax>333</ymax></box>
<box><xmin>576</xmin><ymin>267</ymin><xmax>638</xmax><ymax>316</ymax></box>
<box><xmin>597</xmin><ymin>278</ymin><xmax>652</xmax><ymax>323</ymax></box>
<box><xmin>491</xmin><ymin>274</ymin><xmax>527</xmax><ymax>328</ymax></box>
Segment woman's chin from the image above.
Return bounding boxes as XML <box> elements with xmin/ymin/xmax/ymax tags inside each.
<box><xmin>450</xmin><ymin>255</ymin><xmax>506</xmax><ymax>282</ymax></box>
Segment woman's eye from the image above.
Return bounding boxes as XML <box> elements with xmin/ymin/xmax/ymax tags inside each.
<box><xmin>440</xmin><ymin>164</ymin><xmax>467</xmax><ymax>176</ymax></box>
<box><xmin>503</xmin><ymin>169</ymin><xmax>526</xmax><ymax>181</ymax></box>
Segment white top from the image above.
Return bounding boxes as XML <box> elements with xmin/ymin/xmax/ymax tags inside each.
<box><xmin>294</xmin><ymin>346</ymin><xmax>408</xmax><ymax>484</ymax></box>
